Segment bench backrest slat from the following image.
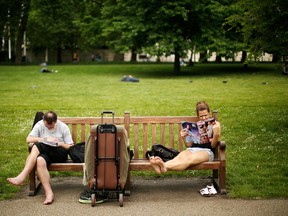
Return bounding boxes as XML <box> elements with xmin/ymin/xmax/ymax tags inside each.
<box><xmin>58</xmin><ymin>111</ymin><xmax>218</xmax><ymax>159</ymax></box>
<box><xmin>133</xmin><ymin>124</ymin><xmax>139</xmax><ymax>158</ymax></box>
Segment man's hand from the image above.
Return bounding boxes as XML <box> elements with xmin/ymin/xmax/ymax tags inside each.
<box><xmin>57</xmin><ymin>142</ymin><xmax>64</xmax><ymax>147</ymax></box>
<box><xmin>47</xmin><ymin>137</ymin><xmax>59</xmax><ymax>143</ymax></box>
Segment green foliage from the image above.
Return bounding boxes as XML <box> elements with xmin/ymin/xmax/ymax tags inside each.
<box><xmin>0</xmin><ymin>63</ymin><xmax>288</xmax><ymax>200</ymax></box>
<box><xmin>226</xmin><ymin>0</ymin><xmax>288</xmax><ymax>59</ymax></box>
<box><xmin>27</xmin><ymin>0</ymin><xmax>85</xmax><ymax>49</ymax></box>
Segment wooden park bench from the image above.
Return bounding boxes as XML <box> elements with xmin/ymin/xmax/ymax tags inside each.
<box><xmin>28</xmin><ymin>111</ymin><xmax>226</xmax><ymax>196</ymax></box>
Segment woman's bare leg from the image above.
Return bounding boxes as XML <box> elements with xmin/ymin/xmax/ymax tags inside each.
<box><xmin>164</xmin><ymin>150</ymin><xmax>209</xmax><ymax>171</ymax></box>
<box><xmin>149</xmin><ymin>156</ymin><xmax>162</xmax><ymax>174</ymax></box>
<box><xmin>151</xmin><ymin>150</ymin><xmax>210</xmax><ymax>175</ymax></box>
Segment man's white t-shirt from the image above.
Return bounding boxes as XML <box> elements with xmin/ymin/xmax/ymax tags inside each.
<box><xmin>29</xmin><ymin>120</ymin><xmax>73</xmax><ymax>145</ymax></box>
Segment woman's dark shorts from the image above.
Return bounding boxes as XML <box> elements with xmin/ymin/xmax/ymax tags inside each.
<box><xmin>34</xmin><ymin>142</ymin><xmax>68</xmax><ymax>165</ymax></box>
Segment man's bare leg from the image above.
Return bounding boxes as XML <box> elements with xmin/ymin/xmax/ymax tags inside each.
<box><xmin>7</xmin><ymin>146</ymin><xmax>40</xmax><ymax>186</ymax></box>
<box><xmin>36</xmin><ymin>157</ymin><xmax>54</xmax><ymax>205</ymax></box>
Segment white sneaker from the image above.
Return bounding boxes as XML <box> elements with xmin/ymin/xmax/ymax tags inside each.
<box><xmin>199</xmin><ymin>185</ymin><xmax>217</xmax><ymax>197</ymax></box>
<box><xmin>207</xmin><ymin>185</ymin><xmax>217</xmax><ymax>195</ymax></box>
<box><xmin>199</xmin><ymin>187</ymin><xmax>210</xmax><ymax>197</ymax></box>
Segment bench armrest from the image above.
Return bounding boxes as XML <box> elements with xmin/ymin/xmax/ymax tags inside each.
<box><xmin>217</xmin><ymin>141</ymin><xmax>226</xmax><ymax>161</ymax></box>
<box><xmin>219</xmin><ymin>141</ymin><xmax>226</xmax><ymax>150</ymax></box>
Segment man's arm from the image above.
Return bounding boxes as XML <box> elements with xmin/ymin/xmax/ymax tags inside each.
<box><xmin>27</xmin><ymin>135</ymin><xmax>73</xmax><ymax>150</ymax></box>
<box><xmin>57</xmin><ymin>142</ymin><xmax>73</xmax><ymax>150</ymax></box>
<box><xmin>26</xmin><ymin>136</ymin><xmax>45</xmax><ymax>144</ymax></box>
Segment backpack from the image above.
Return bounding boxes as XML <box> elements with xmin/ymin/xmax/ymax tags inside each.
<box><xmin>145</xmin><ymin>144</ymin><xmax>180</xmax><ymax>162</ymax></box>
<box><xmin>68</xmin><ymin>142</ymin><xmax>85</xmax><ymax>163</ymax></box>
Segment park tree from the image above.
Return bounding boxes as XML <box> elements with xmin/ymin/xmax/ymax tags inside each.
<box><xmin>191</xmin><ymin>0</ymin><xmax>245</xmax><ymax>63</ymax></box>
<box><xmin>15</xmin><ymin>0</ymin><xmax>31</xmax><ymax>64</ymax></box>
<box><xmin>74</xmin><ymin>0</ymin><xmax>110</xmax><ymax>52</ymax></box>
<box><xmin>0</xmin><ymin>0</ymin><xmax>13</xmax><ymax>61</ymax></box>
<box><xmin>97</xmin><ymin>0</ymin><xmax>202</xmax><ymax>73</ymax></box>
<box><xmin>27</xmin><ymin>0</ymin><xmax>85</xmax><ymax>63</ymax></box>
<box><xmin>0</xmin><ymin>0</ymin><xmax>31</xmax><ymax>63</ymax></box>
<box><xmin>227</xmin><ymin>0</ymin><xmax>288</xmax><ymax>67</ymax></box>
<box><xmin>98</xmin><ymin>0</ymin><xmax>241</xmax><ymax>72</ymax></box>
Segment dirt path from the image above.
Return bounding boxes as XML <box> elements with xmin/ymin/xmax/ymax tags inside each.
<box><xmin>1</xmin><ymin>176</ymin><xmax>287</xmax><ymax>216</ymax></box>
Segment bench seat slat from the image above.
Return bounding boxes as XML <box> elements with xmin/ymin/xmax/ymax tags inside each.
<box><xmin>48</xmin><ymin>163</ymin><xmax>84</xmax><ymax>172</ymax></box>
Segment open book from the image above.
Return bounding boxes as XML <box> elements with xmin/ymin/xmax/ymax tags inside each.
<box><xmin>42</xmin><ymin>140</ymin><xmax>58</xmax><ymax>147</ymax></box>
<box><xmin>181</xmin><ymin>118</ymin><xmax>215</xmax><ymax>144</ymax></box>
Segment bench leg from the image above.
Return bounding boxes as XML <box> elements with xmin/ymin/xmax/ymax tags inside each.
<box><xmin>29</xmin><ymin>167</ymin><xmax>41</xmax><ymax>196</ymax></box>
<box><xmin>212</xmin><ymin>168</ymin><xmax>226</xmax><ymax>195</ymax></box>
<box><xmin>212</xmin><ymin>169</ymin><xmax>220</xmax><ymax>191</ymax></box>
<box><xmin>219</xmin><ymin>161</ymin><xmax>227</xmax><ymax>195</ymax></box>
<box><xmin>124</xmin><ymin>169</ymin><xmax>131</xmax><ymax>196</ymax></box>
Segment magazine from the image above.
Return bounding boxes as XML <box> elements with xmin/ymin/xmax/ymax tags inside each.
<box><xmin>181</xmin><ymin>118</ymin><xmax>215</xmax><ymax>144</ymax></box>
<box><xmin>42</xmin><ymin>140</ymin><xmax>59</xmax><ymax>147</ymax></box>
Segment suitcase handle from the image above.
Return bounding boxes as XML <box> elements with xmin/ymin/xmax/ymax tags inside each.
<box><xmin>101</xmin><ymin>110</ymin><xmax>114</xmax><ymax>123</ymax></box>
<box><xmin>101</xmin><ymin>110</ymin><xmax>114</xmax><ymax>115</ymax></box>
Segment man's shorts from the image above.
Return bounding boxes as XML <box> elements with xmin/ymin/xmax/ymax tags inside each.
<box><xmin>187</xmin><ymin>147</ymin><xmax>214</xmax><ymax>162</ymax></box>
<box><xmin>34</xmin><ymin>142</ymin><xmax>68</xmax><ymax>165</ymax></box>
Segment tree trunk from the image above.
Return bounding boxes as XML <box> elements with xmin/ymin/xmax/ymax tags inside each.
<box><xmin>272</xmin><ymin>54</ymin><xmax>280</xmax><ymax>63</ymax></box>
<box><xmin>174</xmin><ymin>51</ymin><xmax>180</xmax><ymax>73</ymax></box>
<box><xmin>199</xmin><ymin>51</ymin><xmax>208</xmax><ymax>63</ymax></box>
<box><xmin>241</xmin><ymin>51</ymin><xmax>247</xmax><ymax>63</ymax></box>
<box><xmin>130</xmin><ymin>48</ymin><xmax>137</xmax><ymax>62</ymax></box>
<box><xmin>57</xmin><ymin>47</ymin><xmax>62</xmax><ymax>63</ymax></box>
<box><xmin>15</xmin><ymin>0</ymin><xmax>31</xmax><ymax>64</ymax></box>
<box><xmin>215</xmin><ymin>55</ymin><xmax>222</xmax><ymax>63</ymax></box>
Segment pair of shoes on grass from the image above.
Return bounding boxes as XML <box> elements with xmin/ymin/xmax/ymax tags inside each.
<box><xmin>199</xmin><ymin>185</ymin><xmax>217</xmax><ymax>197</ymax></box>
<box><xmin>79</xmin><ymin>189</ymin><xmax>108</xmax><ymax>204</ymax></box>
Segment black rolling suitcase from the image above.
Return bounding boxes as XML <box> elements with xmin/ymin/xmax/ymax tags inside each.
<box><xmin>90</xmin><ymin>111</ymin><xmax>127</xmax><ymax>207</ymax></box>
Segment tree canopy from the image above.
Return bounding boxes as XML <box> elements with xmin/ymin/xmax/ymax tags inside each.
<box><xmin>1</xmin><ymin>0</ymin><xmax>287</xmax><ymax>71</ymax></box>
<box><xmin>226</xmin><ymin>0</ymin><xmax>288</xmax><ymax>61</ymax></box>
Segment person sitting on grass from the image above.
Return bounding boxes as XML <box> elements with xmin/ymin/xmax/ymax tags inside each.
<box><xmin>150</xmin><ymin>101</ymin><xmax>221</xmax><ymax>174</ymax></box>
<box><xmin>7</xmin><ymin>111</ymin><xmax>74</xmax><ymax>205</ymax></box>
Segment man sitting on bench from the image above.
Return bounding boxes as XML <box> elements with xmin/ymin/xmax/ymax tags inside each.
<box><xmin>7</xmin><ymin>111</ymin><xmax>74</xmax><ymax>205</ymax></box>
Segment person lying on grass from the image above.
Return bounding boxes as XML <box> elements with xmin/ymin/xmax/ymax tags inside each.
<box><xmin>150</xmin><ymin>101</ymin><xmax>221</xmax><ymax>174</ymax></box>
<box><xmin>7</xmin><ymin>111</ymin><xmax>73</xmax><ymax>205</ymax></box>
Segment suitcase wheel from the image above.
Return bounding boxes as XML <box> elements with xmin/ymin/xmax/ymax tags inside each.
<box><xmin>91</xmin><ymin>193</ymin><xmax>96</xmax><ymax>207</ymax></box>
<box><xmin>119</xmin><ymin>193</ymin><xmax>124</xmax><ymax>207</ymax></box>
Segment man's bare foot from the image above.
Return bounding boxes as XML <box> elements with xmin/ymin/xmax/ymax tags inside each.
<box><xmin>149</xmin><ymin>156</ymin><xmax>162</xmax><ymax>175</ymax></box>
<box><xmin>155</xmin><ymin>157</ymin><xmax>167</xmax><ymax>173</ymax></box>
<box><xmin>43</xmin><ymin>193</ymin><xmax>54</xmax><ymax>205</ymax></box>
<box><xmin>7</xmin><ymin>177</ymin><xmax>24</xmax><ymax>186</ymax></box>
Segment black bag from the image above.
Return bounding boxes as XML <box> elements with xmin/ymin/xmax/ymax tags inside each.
<box><xmin>68</xmin><ymin>142</ymin><xmax>85</xmax><ymax>163</ymax></box>
<box><xmin>32</xmin><ymin>111</ymin><xmax>44</xmax><ymax>128</ymax></box>
<box><xmin>145</xmin><ymin>144</ymin><xmax>180</xmax><ymax>162</ymax></box>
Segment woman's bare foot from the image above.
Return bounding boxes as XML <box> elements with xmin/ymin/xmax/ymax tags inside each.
<box><xmin>7</xmin><ymin>177</ymin><xmax>24</xmax><ymax>186</ymax></box>
<box><xmin>155</xmin><ymin>157</ymin><xmax>167</xmax><ymax>173</ymax></box>
<box><xmin>149</xmin><ymin>156</ymin><xmax>162</xmax><ymax>174</ymax></box>
<box><xmin>43</xmin><ymin>193</ymin><xmax>54</xmax><ymax>205</ymax></box>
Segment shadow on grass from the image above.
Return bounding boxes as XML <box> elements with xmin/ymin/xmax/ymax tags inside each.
<box><xmin>135</xmin><ymin>62</ymin><xmax>280</xmax><ymax>79</ymax></box>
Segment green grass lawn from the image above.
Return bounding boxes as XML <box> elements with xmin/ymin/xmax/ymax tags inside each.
<box><xmin>0</xmin><ymin>63</ymin><xmax>287</xmax><ymax>200</ymax></box>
